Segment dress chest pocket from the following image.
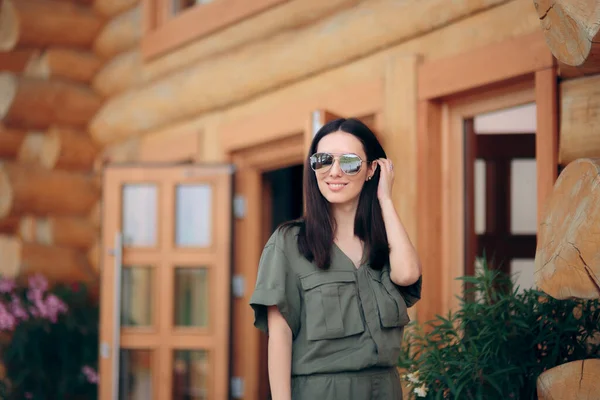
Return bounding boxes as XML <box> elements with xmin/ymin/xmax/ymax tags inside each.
<box><xmin>369</xmin><ymin>269</ymin><xmax>410</xmax><ymax>328</ymax></box>
<box><xmin>300</xmin><ymin>271</ymin><xmax>365</xmax><ymax>341</ymax></box>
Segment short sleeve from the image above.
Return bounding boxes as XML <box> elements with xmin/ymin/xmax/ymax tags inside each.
<box><xmin>249</xmin><ymin>242</ymin><xmax>301</xmax><ymax>337</ymax></box>
<box><xmin>395</xmin><ymin>275</ymin><xmax>422</xmax><ymax>308</ymax></box>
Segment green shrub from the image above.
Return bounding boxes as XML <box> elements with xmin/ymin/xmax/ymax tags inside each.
<box><xmin>0</xmin><ymin>274</ymin><xmax>99</xmax><ymax>400</ymax></box>
<box><xmin>398</xmin><ymin>259</ymin><xmax>600</xmax><ymax>400</ymax></box>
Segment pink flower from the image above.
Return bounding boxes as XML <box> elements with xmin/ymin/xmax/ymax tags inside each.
<box><xmin>24</xmin><ymin>393</ymin><xmax>32</xmax><ymax>399</ymax></box>
<box><xmin>0</xmin><ymin>302</ymin><xmax>16</xmax><ymax>331</ymax></box>
<box><xmin>28</xmin><ymin>274</ymin><xmax>48</xmax><ymax>292</ymax></box>
<box><xmin>27</xmin><ymin>286</ymin><xmax>68</xmax><ymax>323</ymax></box>
<box><xmin>9</xmin><ymin>295</ymin><xmax>28</xmax><ymax>322</ymax></box>
<box><xmin>43</xmin><ymin>294</ymin><xmax>68</xmax><ymax>323</ymax></box>
<box><xmin>82</xmin><ymin>365</ymin><xmax>99</xmax><ymax>384</ymax></box>
<box><xmin>0</xmin><ymin>278</ymin><xmax>16</xmax><ymax>294</ymax></box>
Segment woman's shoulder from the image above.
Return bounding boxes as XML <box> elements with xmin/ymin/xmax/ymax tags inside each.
<box><xmin>269</xmin><ymin>221</ymin><xmax>301</xmax><ymax>245</ymax></box>
<box><xmin>263</xmin><ymin>220</ymin><xmax>302</xmax><ymax>256</ymax></box>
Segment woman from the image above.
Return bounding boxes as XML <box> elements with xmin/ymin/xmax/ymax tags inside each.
<box><xmin>250</xmin><ymin>118</ymin><xmax>422</xmax><ymax>399</ymax></box>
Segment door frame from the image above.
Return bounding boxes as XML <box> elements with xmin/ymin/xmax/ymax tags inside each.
<box><xmin>416</xmin><ymin>31</ymin><xmax>559</xmax><ymax>324</ymax></box>
<box><xmin>219</xmin><ymin>80</ymin><xmax>383</xmax><ymax>399</ymax></box>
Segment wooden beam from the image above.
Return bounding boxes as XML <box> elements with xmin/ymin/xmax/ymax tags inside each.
<box><xmin>418</xmin><ymin>31</ymin><xmax>555</xmax><ymax>100</ymax></box>
<box><xmin>0</xmin><ymin>0</ymin><xmax>103</xmax><ymax>52</ymax></box>
<box><xmin>0</xmin><ymin>49</ymin><xmax>38</xmax><ymax>73</ymax></box>
<box><xmin>96</xmin><ymin>0</ymin><xmax>362</xmax><ymax>98</ymax></box>
<box><xmin>221</xmin><ymin>79</ymin><xmax>381</xmax><ymax>152</ymax></box>
<box><xmin>416</xmin><ymin>99</ymin><xmax>442</xmax><ymax>324</ymax></box>
<box><xmin>90</xmin><ymin>0</ymin><xmax>511</xmax><ymax>144</ymax></box>
<box><xmin>0</xmin><ymin>125</ymin><xmax>25</xmax><ymax>158</ymax></box>
<box><xmin>559</xmin><ymin>74</ymin><xmax>600</xmax><ymax>165</ymax></box>
<box><xmin>24</xmin><ymin>48</ymin><xmax>102</xmax><ymax>84</ymax></box>
<box><xmin>0</xmin><ymin>234</ymin><xmax>96</xmax><ymax>285</ymax></box>
<box><xmin>19</xmin><ymin>215</ymin><xmax>97</xmax><ymax>250</ymax></box>
<box><xmin>93</xmin><ymin>0</ymin><xmax>137</xmax><ymax>17</ymax></box>
<box><xmin>0</xmin><ymin>163</ymin><xmax>99</xmax><ymax>219</ymax></box>
<box><xmin>94</xmin><ymin>5</ymin><xmax>141</xmax><ymax>59</ymax></box>
<box><xmin>383</xmin><ymin>54</ymin><xmax>420</xmax><ymax>252</ymax></box>
<box><xmin>142</xmin><ymin>0</ymin><xmax>290</xmax><ymax>60</ymax></box>
<box><xmin>0</xmin><ymin>72</ymin><xmax>102</xmax><ymax>130</ymax></box>
<box><xmin>533</xmin><ymin>0</ymin><xmax>600</xmax><ymax>76</ymax></box>
<box><xmin>535</xmin><ymin>67</ymin><xmax>559</xmax><ymax>226</ymax></box>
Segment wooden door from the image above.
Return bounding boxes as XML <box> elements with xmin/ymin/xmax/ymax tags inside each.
<box><xmin>99</xmin><ymin>164</ymin><xmax>233</xmax><ymax>400</ymax></box>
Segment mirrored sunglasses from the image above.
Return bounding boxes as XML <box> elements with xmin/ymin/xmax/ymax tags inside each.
<box><xmin>309</xmin><ymin>152</ymin><xmax>365</xmax><ymax>175</ymax></box>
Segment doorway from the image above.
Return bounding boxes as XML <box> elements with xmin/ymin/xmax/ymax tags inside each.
<box><xmin>257</xmin><ymin>163</ymin><xmax>304</xmax><ymax>400</ymax></box>
<box><xmin>464</xmin><ymin>104</ymin><xmax>538</xmax><ymax>295</ymax></box>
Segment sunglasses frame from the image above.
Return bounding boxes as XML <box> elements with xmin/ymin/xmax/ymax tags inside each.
<box><xmin>308</xmin><ymin>152</ymin><xmax>368</xmax><ymax>176</ymax></box>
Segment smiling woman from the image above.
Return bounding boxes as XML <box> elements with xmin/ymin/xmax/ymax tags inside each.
<box><xmin>249</xmin><ymin>117</ymin><xmax>422</xmax><ymax>400</ymax></box>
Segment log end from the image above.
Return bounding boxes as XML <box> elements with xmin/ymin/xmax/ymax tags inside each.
<box><xmin>537</xmin><ymin>359</ymin><xmax>600</xmax><ymax>400</ymax></box>
<box><xmin>39</xmin><ymin>130</ymin><xmax>61</xmax><ymax>169</ymax></box>
<box><xmin>0</xmin><ymin>163</ymin><xmax>14</xmax><ymax>220</ymax></box>
<box><xmin>0</xmin><ymin>72</ymin><xmax>17</xmax><ymax>120</ymax></box>
<box><xmin>536</xmin><ymin>0</ymin><xmax>600</xmax><ymax>71</ymax></box>
<box><xmin>535</xmin><ymin>158</ymin><xmax>600</xmax><ymax>299</ymax></box>
<box><xmin>0</xmin><ymin>0</ymin><xmax>18</xmax><ymax>52</ymax></box>
<box><xmin>0</xmin><ymin>234</ymin><xmax>21</xmax><ymax>278</ymax></box>
<box><xmin>23</xmin><ymin>53</ymin><xmax>51</xmax><ymax>80</ymax></box>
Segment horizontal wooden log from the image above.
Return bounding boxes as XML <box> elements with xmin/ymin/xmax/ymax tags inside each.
<box><xmin>559</xmin><ymin>75</ymin><xmax>600</xmax><ymax>165</ymax></box>
<box><xmin>93</xmin><ymin>0</ymin><xmax>363</xmax><ymax>97</ymax></box>
<box><xmin>0</xmin><ymin>49</ymin><xmax>38</xmax><ymax>73</ymax></box>
<box><xmin>0</xmin><ymin>163</ymin><xmax>100</xmax><ymax>219</ymax></box>
<box><xmin>94</xmin><ymin>5</ymin><xmax>141</xmax><ymax>59</ymax></box>
<box><xmin>24</xmin><ymin>48</ymin><xmax>102</xmax><ymax>84</ymax></box>
<box><xmin>0</xmin><ymin>216</ymin><xmax>18</xmax><ymax>234</ymax></box>
<box><xmin>535</xmin><ymin>158</ymin><xmax>600</xmax><ymax>299</ymax></box>
<box><xmin>93</xmin><ymin>0</ymin><xmax>137</xmax><ymax>17</ymax></box>
<box><xmin>92</xmin><ymin>50</ymin><xmax>139</xmax><ymax>97</ymax></box>
<box><xmin>19</xmin><ymin>216</ymin><xmax>97</xmax><ymax>249</ymax></box>
<box><xmin>0</xmin><ymin>0</ymin><xmax>103</xmax><ymax>52</ymax></box>
<box><xmin>0</xmin><ymin>72</ymin><xmax>102</xmax><ymax>130</ymax></box>
<box><xmin>17</xmin><ymin>131</ymin><xmax>44</xmax><ymax>165</ymax></box>
<box><xmin>89</xmin><ymin>0</ymin><xmax>509</xmax><ymax>144</ymax></box>
<box><xmin>534</xmin><ymin>0</ymin><xmax>600</xmax><ymax>76</ymax></box>
<box><xmin>0</xmin><ymin>234</ymin><xmax>96</xmax><ymax>284</ymax></box>
<box><xmin>89</xmin><ymin>200</ymin><xmax>101</xmax><ymax>228</ymax></box>
<box><xmin>87</xmin><ymin>238</ymin><xmax>100</xmax><ymax>274</ymax></box>
<box><xmin>0</xmin><ymin>125</ymin><xmax>25</xmax><ymax>158</ymax></box>
<box><xmin>40</xmin><ymin>127</ymin><xmax>98</xmax><ymax>170</ymax></box>
<box><xmin>537</xmin><ymin>359</ymin><xmax>600</xmax><ymax>399</ymax></box>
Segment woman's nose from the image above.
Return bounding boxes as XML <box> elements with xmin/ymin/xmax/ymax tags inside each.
<box><xmin>329</xmin><ymin>159</ymin><xmax>343</xmax><ymax>176</ymax></box>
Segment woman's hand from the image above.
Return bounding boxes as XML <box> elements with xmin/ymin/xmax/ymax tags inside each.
<box><xmin>376</xmin><ymin>158</ymin><xmax>394</xmax><ymax>202</ymax></box>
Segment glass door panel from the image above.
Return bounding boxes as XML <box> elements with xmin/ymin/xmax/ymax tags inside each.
<box><xmin>119</xmin><ymin>349</ymin><xmax>154</xmax><ymax>400</ymax></box>
<box><xmin>175</xmin><ymin>184</ymin><xmax>212</xmax><ymax>248</ymax></box>
<box><xmin>122</xmin><ymin>184</ymin><xmax>158</xmax><ymax>248</ymax></box>
<box><xmin>121</xmin><ymin>266</ymin><xmax>154</xmax><ymax>327</ymax></box>
<box><xmin>174</xmin><ymin>267</ymin><xmax>209</xmax><ymax>328</ymax></box>
<box><xmin>172</xmin><ymin>350</ymin><xmax>209</xmax><ymax>400</ymax></box>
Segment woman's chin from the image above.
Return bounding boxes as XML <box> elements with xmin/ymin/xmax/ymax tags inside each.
<box><xmin>323</xmin><ymin>192</ymin><xmax>358</xmax><ymax>205</ymax></box>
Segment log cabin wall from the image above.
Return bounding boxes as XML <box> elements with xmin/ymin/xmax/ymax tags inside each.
<box><xmin>0</xmin><ymin>0</ymin><xmax>106</xmax><ymax>287</ymax></box>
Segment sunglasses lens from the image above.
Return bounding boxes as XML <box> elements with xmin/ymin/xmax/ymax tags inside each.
<box><xmin>310</xmin><ymin>153</ymin><xmax>334</xmax><ymax>171</ymax></box>
<box><xmin>339</xmin><ymin>154</ymin><xmax>362</xmax><ymax>175</ymax></box>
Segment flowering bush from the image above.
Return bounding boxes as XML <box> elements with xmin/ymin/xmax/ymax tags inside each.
<box><xmin>0</xmin><ymin>274</ymin><xmax>99</xmax><ymax>400</ymax></box>
<box><xmin>398</xmin><ymin>260</ymin><xmax>600</xmax><ymax>400</ymax></box>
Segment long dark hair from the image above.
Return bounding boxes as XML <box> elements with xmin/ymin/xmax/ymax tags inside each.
<box><xmin>280</xmin><ymin>118</ymin><xmax>390</xmax><ymax>270</ymax></box>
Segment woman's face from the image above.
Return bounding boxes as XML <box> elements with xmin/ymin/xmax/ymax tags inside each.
<box><xmin>313</xmin><ymin>131</ymin><xmax>375</xmax><ymax>207</ymax></box>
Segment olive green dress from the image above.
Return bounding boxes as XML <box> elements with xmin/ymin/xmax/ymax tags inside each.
<box><xmin>250</xmin><ymin>226</ymin><xmax>422</xmax><ymax>400</ymax></box>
